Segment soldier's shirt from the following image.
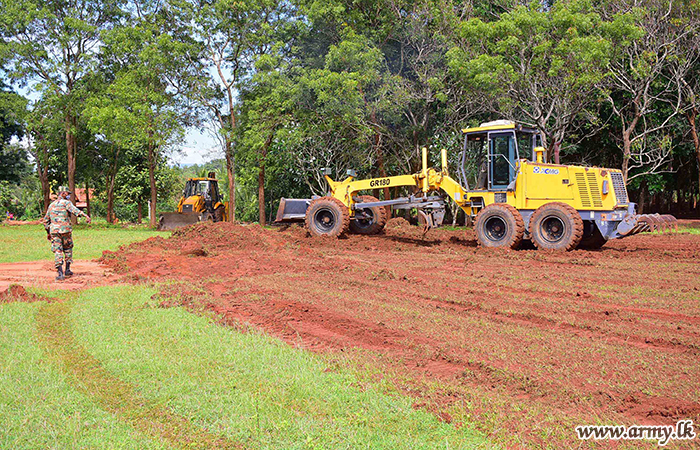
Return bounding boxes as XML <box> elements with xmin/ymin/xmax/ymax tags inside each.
<box><xmin>43</xmin><ymin>199</ymin><xmax>85</xmax><ymax>234</ymax></box>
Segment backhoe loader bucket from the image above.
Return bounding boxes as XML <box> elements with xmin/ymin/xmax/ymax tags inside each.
<box><xmin>158</xmin><ymin>212</ymin><xmax>201</xmax><ymax>231</ymax></box>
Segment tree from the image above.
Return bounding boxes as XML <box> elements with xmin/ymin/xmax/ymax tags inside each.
<box><xmin>0</xmin><ymin>84</ymin><xmax>28</xmax><ymax>183</ymax></box>
<box><xmin>181</xmin><ymin>0</ymin><xmax>294</xmax><ymax>222</ymax></box>
<box><xmin>601</xmin><ymin>0</ymin><xmax>694</xmax><ymax>182</ymax></box>
<box><xmin>25</xmin><ymin>96</ymin><xmax>64</xmax><ymax>211</ymax></box>
<box><xmin>447</xmin><ymin>1</ymin><xmax>615</xmax><ymax>158</ymax></box>
<box><xmin>89</xmin><ymin>1</ymin><xmax>197</xmax><ymax>226</ymax></box>
<box><xmin>0</xmin><ymin>0</ymin><xmax>124</xmax><ymax>218</ymax></box>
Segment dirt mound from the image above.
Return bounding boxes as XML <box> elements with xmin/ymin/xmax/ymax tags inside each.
<box><xmin>0</xmin><ymin>284</ymin><xmax>41</xmax><ymax>303</ymax></box>
<box><xmin>385</xmin><ymin>217</ymin><xmax>412</xmax><ymax>230</ymax></box>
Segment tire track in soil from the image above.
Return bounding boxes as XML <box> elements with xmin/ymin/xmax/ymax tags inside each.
<box><xmin>35</xmin><ymin>300</ymin><xmax>240</xmax><ymax>450</ymax></box>
<box><xmin>396</xmin><ymin>269</ymin><xmax>700</xmax><ymax>351</ymax></box>
<box><xmin>412</xmin><ymin>290</ymin><xmax>700</xmax><ymax>354</ymax></box>
<box><xmin>225</xmin><ymin>275</ymin><xmax>700</xmax><ymax>426</ymax></box>
<box><xmin>203</xmin><ymin>281</ymin><xmax>698</xmax><ymax>427</ymax></box>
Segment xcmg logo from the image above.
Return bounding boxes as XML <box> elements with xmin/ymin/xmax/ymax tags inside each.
<box><xmin>533</xmin><ymin>166</ymin><xmax>560</xmax><ymax>175</ymax></box>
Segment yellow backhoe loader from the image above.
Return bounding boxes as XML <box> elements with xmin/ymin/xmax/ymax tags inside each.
<box><xmin>158</xmin><ymin>172</ymin><xmax>229</xmax><ymax>230</ymax></box>
<box><xmin>276</xmin><ymin>121</ymin><xmax>677</xmax><ymax>250</ymax></box>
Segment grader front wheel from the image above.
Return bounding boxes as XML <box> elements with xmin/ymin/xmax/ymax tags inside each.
<box><xmin>349</xmin><ymin>195</ymin><xmax>387</xmax><ymax>235</ymax></box>
<box><xmin>475</xmin><ymin>204</ymin><xmax>524</xmax><ymax>249</ymax></box>
<box><xmin>305</xmin><ymin>197</ymin><xmax>350</xmax><ymax>238</ymax></box>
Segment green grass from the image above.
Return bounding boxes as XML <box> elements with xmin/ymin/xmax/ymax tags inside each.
<box><xmin>0</xmin><ymin>286</ymin><xmax>491</xmax><ymax>449</ymax></box>
<box><xmin>0</xmin><ymin>301</ymin><xmax>165</xmax><ymax>449</ymax></box>
<box><xmin>0</xmin><ymin>223</ymin><xmax>165</xmax><ymax>263</ymax></box>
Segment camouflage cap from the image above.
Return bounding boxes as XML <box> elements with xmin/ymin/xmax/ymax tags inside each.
<box><xmin>57</xmin><ymin>186</ymin><xmax>70</xmax><ymax>193</ymax></box>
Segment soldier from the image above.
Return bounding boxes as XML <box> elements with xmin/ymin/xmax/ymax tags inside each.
<box><xmin>43</xmin><ymin>186</ymin><xmax>91</xmax><ymax>280</ymax></box>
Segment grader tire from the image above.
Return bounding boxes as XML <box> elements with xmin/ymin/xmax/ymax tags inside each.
<box><xmin>530</xmin><ymin>202</ymin><xmax>584</xmax><ymax>251</ymax></box>
<box><xmin>305</xmin><ymin>196</ymin><xmax>350</xmax><ymax>238</ymax></box>
<box><xmin>475</xmin><ymin>204</ymin><xmax>524</xmax><ymax>249</ymax></box>
<box><xmin>349</xmin><ymin>195</ymin><xmax>387</xmax><ymax>235</ymax></box>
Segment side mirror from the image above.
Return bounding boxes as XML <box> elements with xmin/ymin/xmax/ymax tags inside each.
<box><xmin>321</xmin><ymin>168</ymin><xmax>332</xmax><ymax>176</ymax></box>
<box><xmin>346</xmin><ymin>169</ymin><xmax>357</xmax><ymax>178</ymax></box>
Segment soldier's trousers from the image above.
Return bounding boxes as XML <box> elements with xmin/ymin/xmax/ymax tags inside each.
<box><xmin>50</xmin><ymin>232</ymin><xmax>73</xmax><ymax>268</ymax></box>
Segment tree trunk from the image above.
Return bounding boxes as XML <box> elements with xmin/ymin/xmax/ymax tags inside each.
<box><xmin>258</xmin><ymin>133</ymin><xmax>274</xmax><ymax>226</ymax></box>
<box><xmin>258</xmin><ymin>162</ymin><xmax>266</xmax><ymax>225</ymax></box>
<box><xmin>36</xmin><ymin>153</ymin><xmax>51</xmax><ymax>213</ymax></box>
<box><xmin>622</xmin><ymin>132</ymin><xmax>632</xmax><ymax>184</ymax></box>
<box><xmin>225</xmin><ymin>139</ymin><xmax>236</xmax><ymax>222</ymax></box>
<box><xmin>687</xmin><ymin>109</ymin><xmax>700</xmax><ymax>213</ymax></box>
<box><xmin>148</xmin><ymin>139</ymin><xmax>158</xmax><ymax>228</ymax></box>
<box><xmin>137</xmin><ymin>202</ymin><xmax>143</xmax><ymax>224</ymax></box>
<box><xmin>637</xmin><ymin>179</ymin><xmax>648</xmax><ymax>214</ymax></box>
<box><xmin>85</xmin><ymin>179</ymin><xmax>91</xmax><ymax>217</ymax></box>
<box><xmin>106</xmin><ymin>173</ymin><xmax>115</xmax><ymax>224</ymax></box>
<box><xmin>65</xmin><ymin>114</ymin><xmax>78</xmax><ymax>224</ymax></box>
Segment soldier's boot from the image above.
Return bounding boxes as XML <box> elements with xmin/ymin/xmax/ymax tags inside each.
<box><xmin>56</xmin><ymin>265</ymin><xmax>65</xmax><ymax>281</ymax></box>
<box><xmin>65</xmin><ymin>262</ymin><xmax>73</xmax><ymax>277</ymax></box>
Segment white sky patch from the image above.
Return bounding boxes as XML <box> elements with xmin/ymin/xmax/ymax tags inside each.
<box><xmin>171</xmin><ymin>128</ymin><xmax>222</xmax><ymax>166</ymax></box>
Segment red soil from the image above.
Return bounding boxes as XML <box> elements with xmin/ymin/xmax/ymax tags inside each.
<box><xmin>0</xmin><ymin>260</ymin><xmax>112</xmax><ymax>293</ymax></box>
<box><xmin>102</xmin><ymin>221</ymin><xmax>700</xmax><ymax>448</ymax></box>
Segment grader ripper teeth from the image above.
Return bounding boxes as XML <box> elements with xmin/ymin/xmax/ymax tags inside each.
<box><xmin>277</xmin><ymin>120</ymin><xmax>678</xmax><ymax>250</ymax></box>
<box><xmin>626</xmin><ymin>214</ymin><xmax>679</xmax><ymax>234</ymax></box>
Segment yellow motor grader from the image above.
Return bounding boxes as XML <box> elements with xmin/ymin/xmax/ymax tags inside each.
<box><xmin>276</xmin><ymin>121</ymin><xmax>677</xmax><ymax>250</ymax></box>
<box><xmin>158</xmin><ymin>172</ymin><xmax>228</xmax><ymax>230</ymax></box>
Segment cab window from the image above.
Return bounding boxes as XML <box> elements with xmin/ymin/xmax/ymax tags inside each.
<box><xmin>489</xmin><ymin>132</ymin><xmax>515</xmax><ymax>188</ymax></box>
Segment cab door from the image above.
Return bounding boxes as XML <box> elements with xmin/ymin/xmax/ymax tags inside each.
<box><xmin>488</xmin><ymin>132</ymin><xmax>517</xmax><ymax>190</ymax></box>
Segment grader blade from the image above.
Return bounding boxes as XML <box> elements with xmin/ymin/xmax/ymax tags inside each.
<box><xmin>275</xmin><ymin>198</ymin><xmax>311</xmax><ymax>223</ymax></box>
<box><xmin>157</xmin><ymin>212</ymin><xmax>201</xmax><ymax>231</ymax></box>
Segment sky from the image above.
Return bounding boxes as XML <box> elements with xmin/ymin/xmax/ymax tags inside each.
<box><xmin>175</xmin><ymin>128</ymin><xmax>222</xmax><ymax>166</ymax></box>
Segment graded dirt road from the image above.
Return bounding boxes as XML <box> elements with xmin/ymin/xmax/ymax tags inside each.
<box><xmin>96</xmin><ymin>221</ymin><xmax>700</xmax><ymax>448</ymax></box>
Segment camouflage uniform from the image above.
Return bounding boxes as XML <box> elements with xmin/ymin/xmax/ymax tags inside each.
<box><xmin>43</xmin><ymin>198</ymin><xmax>86</xmax><ymax>268</ymax></box>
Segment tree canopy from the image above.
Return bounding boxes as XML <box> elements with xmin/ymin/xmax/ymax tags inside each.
<box><xmin>1</xmin><ymin>0</ymin><xmax>699</xmax><ymax>221</ymax></box>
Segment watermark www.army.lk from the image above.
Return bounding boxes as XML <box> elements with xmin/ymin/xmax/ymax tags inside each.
<box><xmin>576</xmin><ymin>420</ymin><xmax>696</xmax><ymax>446</ymax></box>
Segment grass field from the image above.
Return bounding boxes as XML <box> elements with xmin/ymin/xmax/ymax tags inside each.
<box><xmin>0</xmin><ymin>223</ymin><xmax>164</xmax><ymax>263</ymax></box>
<box><xmin>0</xmin><ymin>224</ymin><xmax>491</xmax><ymax>449</ymax></box>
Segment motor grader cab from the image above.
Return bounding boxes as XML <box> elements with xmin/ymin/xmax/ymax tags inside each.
<box><xmin>276</xmin><ymin>120</ymin><xmax>677</xmax><ymax>250</ymax></box>
<box><xmin>158</xmin><ymin>172</ymin><xmax>229</xmax><ymax>230</ymax></box>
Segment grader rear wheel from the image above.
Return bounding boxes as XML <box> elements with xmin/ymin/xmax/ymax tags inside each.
<box><xmin>349</xmin><ymin>195</ymin><xmax>387</xmax><ymax>235</ymax></box>
<box><xmin>475</xmin><ymin>203</ymin><xmax>524</xmax><ymax>249</ymax></box>
<box><xmin>305</xmin><ymin>196</ymin><xmax>350</xmax><ymax>238</ymax></box>
<box><xmin>530</xmin><ymin>202</ymin><xmax>583</xmax><ymax>251</ymax></box>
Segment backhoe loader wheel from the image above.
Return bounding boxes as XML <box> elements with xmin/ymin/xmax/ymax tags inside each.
<box><xmin>530</xmin><ymin>203</ymin><xmax>584</xmax><ymax>251</ymax></box>
<box><xmin>349</xmin><ymin>195</ymin><xmax>387</xmax><ymax>235</ymax></box>
<box><xmin>306</xmin><ymin>197</ymin><xmax>350</xmax><ymax>238</ymax></box>
<box><xmin>475</xmin><ymin>204</ymin><xmax>524</xmax><ymax>249</ymax></box>
<box><xmin>214</xmin><ymin>205</ymin><xmax>225</xmax><ymax>222</ymax></box>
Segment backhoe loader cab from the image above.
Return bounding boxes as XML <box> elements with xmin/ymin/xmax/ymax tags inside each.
<box><xmin>181</xmin><ymin>178</ymin><xmax>223</xmax><ymax>214</ymax></box>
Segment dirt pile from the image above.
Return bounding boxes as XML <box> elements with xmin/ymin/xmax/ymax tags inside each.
<box><xmin>0</xmin><ymin>284</ymin><xmax>41</xmax><ymax>303</ymax></box>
